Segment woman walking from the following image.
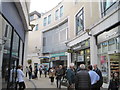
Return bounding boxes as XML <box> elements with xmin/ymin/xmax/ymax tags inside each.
<box><xmin>108</xmin><ymin>72</ymin><xmax>119</xmax><ymax>90</ymax></box>
<box><xmin>17</xmin><ymin>65</ymin><xmax>26</xmax><ymax>90</ymax></box>
<box><xmin>49</xmin><ymin>67</ymin><xmax>56</xmax><ymax>85</ymax></box>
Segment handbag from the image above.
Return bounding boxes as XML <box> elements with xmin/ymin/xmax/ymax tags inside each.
<box><xmin>60</xmin><ymin>77</ymin><xmax>69</xmax><ymax>87</ymax></box>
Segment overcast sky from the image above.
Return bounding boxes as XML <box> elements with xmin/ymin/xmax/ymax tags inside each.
<box><xmin>30</xmin><ymin>0</ymin><xmax>62</xmax><ymax>13</ymax></box>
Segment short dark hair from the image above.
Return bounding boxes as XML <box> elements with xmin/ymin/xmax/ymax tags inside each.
<box><xmin>18</xmin><ymin>65</ymin><xmax>22</xmax><ymax>69</ymax></box>
<box><xmin>88</xmin><ymin>65</ymin><xmax>93</xmax><ymax>70</ymax></box>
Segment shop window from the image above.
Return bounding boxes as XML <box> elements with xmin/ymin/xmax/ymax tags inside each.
<box><xmin>108</xmin><ymin>38</ymin><xmax>116</xmax><ymax>51</ymax></box>
<box><xmin>109</xmin><ymin>54</ymin><xmax>120</xmax><ymax>79</ymax></box>
<box><xmin>99</xmin><ymin>55</ymin><xmax>109</xmax><ymax>83</ymax></box>
<box><xmin>76</xmin><ymin>8</ymin><xmax>84</xmax><ymax>35</ymax></box>
<box><xmin>102</xmin><ymin>42</ymin><xmax>108</xmax><ymax>53</ymax></box>
<box><xmin>98</xmin><ymin>44</ymin><xmax>102</xmax><ymax>54</ymax></box>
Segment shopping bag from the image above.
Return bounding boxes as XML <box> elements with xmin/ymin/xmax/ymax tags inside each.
<box><xmin>60</xmin><ymin>77</ymin><xmax>69</xmax><ymax>87</ymax></box>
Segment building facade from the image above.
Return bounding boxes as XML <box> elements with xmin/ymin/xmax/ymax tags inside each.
<box><xmin>0</xmin><ymin>1</ymin><xmax>30</xmax><ymax>89</ymax></box>
<box><xmin>66</xmin><ymin>0</ymin><xmax>120</xmax><ymax>88</ymax></box>
<box><xmin>27</xmin><ymin>11</ymin><xmax>42</xmax><ymax>68</ymax></box>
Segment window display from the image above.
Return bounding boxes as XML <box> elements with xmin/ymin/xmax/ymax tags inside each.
<box><xmin>109</xmin><ymin>54</ymin><xmax>120</xmax><ymax>78</ymax></box>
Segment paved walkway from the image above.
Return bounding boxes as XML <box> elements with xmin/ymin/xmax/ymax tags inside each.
<box><xmin>25</xmin><ymin>75</ymin><xmax>67</xmax><ymax>89</ymax></box>
<box><xmin>24</xmin><ymin>75</ymin><xmax>119</xmax><ymax>90</ymax></box>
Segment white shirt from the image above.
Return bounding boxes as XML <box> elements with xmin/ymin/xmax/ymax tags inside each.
<box><xmin>17</xmin><ymin>69</ymin><xmax>25</xmax><ymax>82</ymax></box>
<box><xmin>88</xmin><ymin>70</ymin><xmax>100</xmax><ymax>85</ymax></box>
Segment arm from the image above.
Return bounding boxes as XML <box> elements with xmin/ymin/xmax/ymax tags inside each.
<box><xmin>21</xmin><ymin>70</ymin><xmax>25</xmax><ymax>77</ymax></box>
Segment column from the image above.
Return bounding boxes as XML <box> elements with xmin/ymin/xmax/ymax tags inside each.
<box><xmin>90</xmin><ymin>36</ymin><xmax>98</xmax><ymax>65</ymax></box>
<box><xmin>0</xmin><ymin>45</ymin><xmax>4</xmax><ymax>78</ymax></box>
<box><xmin>23</xmin><ymin>31</ymin><xmax>29</xmax><ymax>72</ymax></box>
<box><xmin>67</xmin><ymin>52</ymin><xmax>71</xmax><ymax>68</ymax></box>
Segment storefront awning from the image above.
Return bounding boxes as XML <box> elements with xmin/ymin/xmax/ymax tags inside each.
<box><xmin>39</xmin><ymin>57</ymin><xmax>49</xmax><ymax>59</ymax></box>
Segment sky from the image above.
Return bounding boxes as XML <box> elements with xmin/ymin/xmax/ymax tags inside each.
<box><xmin>30</xmin><ymin>0</ymin><xmax>62</xmax><ymax>13</ymax></box>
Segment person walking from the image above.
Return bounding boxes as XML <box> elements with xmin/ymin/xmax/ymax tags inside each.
<box><xmin>88</xmin><ymin>65</ymin><xmax>100</xmax><ymax>90</ymax></box>
<box><xmin>28</xmin><ymin>65</ymin><xmax>32</xmax><ymax>80</ymax></box>
<box><xmin>108</xmin><ymin>72</ymin><xmax>119</xmax><ymax>90</ymax></box>
<box><xmin>44</xmin><ymin>66</ymin><xmax>48</xmax><ymax>78</ymax></box>
<box><xmin>49</xmin><ymin>67</ymin><xmax>56</xmax><ymax>85</ymax></box>
<box><xmin>17</xmin><ymin>65</ymin><xmax>26</xmax><ymax>90</ymax></box>
<box><xmin>25</xmin><ymin>66</ymin><xmax>29</xmax><ymax>77</ymax></box>
<box><xmin>75</xmin><ymin>64</ymin><xmax>91</xmax><ymax>90</ymax></box>
<box><xmin>34</xmin><ymin>66</ymin><xmax>38</xmax><ymax>79</ymax></box>
<box><xmin>93</xmin><ymin>64</ymin><xmax>103</xmax><ymax>90</ymax></box>
<box><xmin>56</xmin><ymin>65</ymin><xmax>64</xmax><ymax>89</ymax></box>
<box><xmin>66</xmin><ymin>63</ymin><xmax>75</xmax><ymax>90</ymax></box>
<box><xmin>39</xmin><ymin>66</ymin><xmax>43</xmax><ymax>78</ymax></box>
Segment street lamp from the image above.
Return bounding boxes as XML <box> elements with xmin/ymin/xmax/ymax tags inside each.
<box><xmin>86</xmin><ymin>29</ymin><xmax>92</xmax><ymax>36</ymax></box>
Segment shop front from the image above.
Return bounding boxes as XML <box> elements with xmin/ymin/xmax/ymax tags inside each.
<box><xmin>97</xmin><ymin>26</ymin><xmax>120</xmax><ymax>84</ymax></box>
<box><xmin>50</xmin><ymin>52</ymin><xmax>67</xmax><ymax>67</ymax></box>
<box><xmin>1</xmin><ymin>2</ymin><xmax>26</xmax><ymax>89</ymax></box>
<box><xmin>71</xmin><ymin>39</ymin><xmax>90</xmax><ymax>68</ymax></box>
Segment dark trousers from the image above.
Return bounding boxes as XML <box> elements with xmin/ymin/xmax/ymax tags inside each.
<box><xmin>26</xmin><ymin>72</ymin><xmax>28</xmax><ymax>77</ymax></box>
<box><xmin>56</xmin><ymin>77</ymin><xmax>62</xmax><ymax>89</ymax></box>
<box><xmin>39</xmin><ymin>71</ymin><xmax>42</xmax><ymax>77</ymax></box>
<box><xmin>50</xmin><ymin>77</ymin><xmax>54</xmax><ymax>82</ymax></box>
<box><xmin>29</xmin><ymin>72</ymin><xmax>32</xmax><ymax>79</ymax></box>
<box><xmin>91</xmin><ymin>83</ymin><xmax>99</xmax><ymax>90</ymax></box>
<box><xmin>45</xmin><ymin>71</ymin><xmax>47</xmax><ymax>77</ymax></box>
<box><xmin>19</xmin><ymin>82</ymin><xmax>25</xmax><ymax>90</ymax></box>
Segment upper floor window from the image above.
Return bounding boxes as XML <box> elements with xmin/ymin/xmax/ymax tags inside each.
<box><xmin>35</xmin><ymin>24</ymin><xmax>38</xmax><ymax>31</ymax></box>
<box><xmin>76</xmin><ymin>8</ymin><xmax>84</xmax><ymax>35</ymax></box>
<box><xmin>30</xmin><ymin>15</ymin><xmax>34</xmax><ymax>21</ymax></box>
<box><xmin>60</xmin><ymin>6</ymin><xmax>63</xmax><ymax>17</ymax></box>
<box><xmin>43</xmin><ymin>17</ymin><xmax>47</xmax><ymax>26</ymax></box>
<box><xmin>48</xmin><ymin>15</ymin><xmax>51</xmax><ymax>24</ymax></box>
<box><xmin>55</xmin><ymin>9</ymin><xmax>59</xmax><ymax>20</ymax></box>
<box><xmin>102</xmin><ymin>0</ymin><xmax>118</xmax><ymax>16</ymax></box>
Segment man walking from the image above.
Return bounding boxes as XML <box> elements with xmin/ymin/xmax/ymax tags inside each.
<box><xmin>75</xmin><ymin>64</ymin><xmax>91</xmax><ymax>90</ymax></box>
<box><xmin>93</xmin><ymin>64</ymin><xmax>103</xmax><ymax>90</ymax></box>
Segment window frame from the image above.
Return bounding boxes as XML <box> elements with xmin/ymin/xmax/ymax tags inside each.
<box><xmin>43</xmin><ymin>17</ymin><xmax>47</xmax><ymax>26</ymax></box>
<box><xmin>76</xmin><ymin>8</ymin><xmax>84</xmax><ymax>35</ymax></box>
<box><xmin>101</xmin><ymin>0</ymin><xmax>118</xmax><ymax>16</ymax></box>
<box><xmin>55</xmin><ymin>9</ymin><xmax>59</xmax><ymax>20</ymax></box>
<box><xmin>48</xmin><ymin>14</ymin><xmax>51</xmax><ymax>24</ymax></box>
<box><xmin>60</xmin><ymin>6</ymin><xmax>63</xmax><ymax>17</ymax></box>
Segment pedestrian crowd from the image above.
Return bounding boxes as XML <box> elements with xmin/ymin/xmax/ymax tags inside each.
<box><xmin>17</xmin><ymin>63</ymin><xmax>119</xmax><ymax>90</ymax></box>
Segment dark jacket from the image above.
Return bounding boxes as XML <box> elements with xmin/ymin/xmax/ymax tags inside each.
<box><xmin>66</xmin><ymin>68</ymin><xmax>75</xmax><ymax>85</ymax></box>
<box><xmin>108</xmin><ymin>79</ymin><xmax>119</xmax><ymax>90</ymax></box>
<box><xmin>93</xmin><ymin>68</ymin><xmax>103</xmax><ymax>87</ymax></box>
<box><xmin>75</xmin><ymin>70</ymin><xmax>91</xmax><ymax>90</ymax></box>
<box><xmin>56</xmin><ymin>68</ymin><xmax>64</xmax><ymax>79</ymax></box>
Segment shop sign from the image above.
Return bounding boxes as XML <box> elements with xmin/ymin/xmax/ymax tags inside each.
<box><xmin>50</xmin><ymin>52</ymin><xmax>66</xmax><ymax>57</ymax></box>
<box><xmin>78</xmin><ymin>56</ymin><xmax>84</xmax><ymax>62</ymax></box>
